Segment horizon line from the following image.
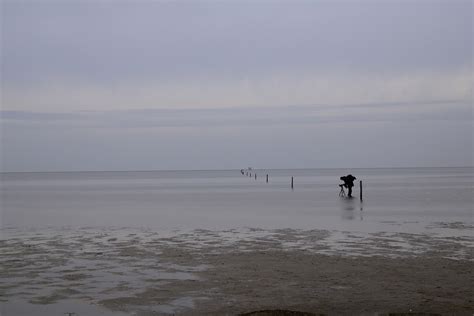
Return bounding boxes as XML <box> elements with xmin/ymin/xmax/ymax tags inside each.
<box><xmin>1</xmin><ymin>165</ymin><xmax>473</xmax><ymax>174</ymax></box>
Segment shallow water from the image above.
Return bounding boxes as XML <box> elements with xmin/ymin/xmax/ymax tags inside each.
<box><xmin>1</xmin><ymin>168</ymin><xmax>473</xmax><ymax>234</ymax></box>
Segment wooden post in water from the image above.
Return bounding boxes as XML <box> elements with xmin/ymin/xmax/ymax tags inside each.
<box><xmin>360</xmin><ymin>180</ymin><xmax>363</xmax><ymax>202</ymax></box>
<box><xmin>255</xmin><ymin>173</ymin><xmax>257</xmax><ymax>180</ymax></box>
<box><xmin>291</xmin><ymin>177</ymin><xmax>294</xmax><ymax>189</ymax></box>
<box><xmin>266</xmin><ymin>174</ymin><xmax>269</xmax><ymax>183</ymax></box>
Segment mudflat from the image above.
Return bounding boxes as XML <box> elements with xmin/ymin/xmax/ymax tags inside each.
<box><xmin>1</xmin><ymin>227</ymin><xmax>473</xmax><ymax>315</ymax></box>
<box><xmin>191</xmin><ymin>251</ymin><xmax>473</xmax><ymax>315</ymax></box>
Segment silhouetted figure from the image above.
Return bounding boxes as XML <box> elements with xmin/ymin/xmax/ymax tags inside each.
<box><xmin>340</xmin><ymin>174</ymin><xmax>356</xmax><ymax>198</ymax></box>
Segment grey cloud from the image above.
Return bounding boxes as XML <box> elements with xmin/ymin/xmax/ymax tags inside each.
<box><xmin>0</xmin><ymin>110</ymin><xmax>85</xmax><ymax>121</ymax></box>
<box><xmin>2</xmin><ymin>1</ymin><xmax>471</xmax><ymax>85</ymax></box>
<box><xmin>2</xmin><ymin>1</ymin><xmax>472</xmax><ymax>172</ymax></box>
<box><xmin>2</xmin><ymin>111</ymin><xmax>472</xmax><ymax>172</ymax></box>
<box><xmin>1</xmin><ymin>100</ymin><xmax>471</xmax><ymax>129</ymax></box>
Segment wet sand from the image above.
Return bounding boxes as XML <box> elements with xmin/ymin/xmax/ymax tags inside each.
<box><xmin>1</xmin><ymin>226</ymin><xmax>473</xmax><ymax>315</ymax></box>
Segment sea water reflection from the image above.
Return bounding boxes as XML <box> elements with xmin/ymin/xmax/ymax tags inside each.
<box><xmin>1</xmin><ymin>168</ymin><xmax>472</xmax><ymax>234</ymax></box>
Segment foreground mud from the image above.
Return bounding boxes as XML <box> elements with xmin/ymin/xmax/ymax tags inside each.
<box><xmin>1</xmin><ymin>226</ymin><xmax>473</xmax><ymax>315</ymax></box>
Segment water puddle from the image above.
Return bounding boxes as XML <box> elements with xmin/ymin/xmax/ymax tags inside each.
<box><xmin>0</xmin><ymin>299</ymin><xmax>130</xmax><ymax>316</ymax></box>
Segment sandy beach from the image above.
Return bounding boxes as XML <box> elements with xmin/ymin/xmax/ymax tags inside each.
<box><xmin>1</xmin><ymin>225</ymin><xmax>473</xmax><ymax>315</ymax></box>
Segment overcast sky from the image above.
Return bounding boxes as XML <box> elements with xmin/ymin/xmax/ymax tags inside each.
<box><xmin>1</xmin><ymin>0</ymin><xmax>472</xmax><ymax>172</ymax></box>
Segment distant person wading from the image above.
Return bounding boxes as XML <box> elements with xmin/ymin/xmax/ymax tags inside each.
<box><xmin>340</xmin><ymin>174</ymin><xmax>357</xmax><ymax>198</ymax></box>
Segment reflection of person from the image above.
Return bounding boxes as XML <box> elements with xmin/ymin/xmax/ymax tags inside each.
<box><xmin>340</xmin><ymin>174</ymin><xmax>357</xmax><ymax>197</ymax></box>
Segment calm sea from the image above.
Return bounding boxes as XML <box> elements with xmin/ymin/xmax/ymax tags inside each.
<box><xmin>1</xmin><ymin>168</ymin><xmax>473</xmax><ymax>234</ymax></box>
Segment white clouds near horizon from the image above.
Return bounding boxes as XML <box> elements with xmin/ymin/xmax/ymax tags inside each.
<box><xmin>3</xmin><ymin>69</ymin><xmax>471</xmax><ymax>112</ymax></box>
